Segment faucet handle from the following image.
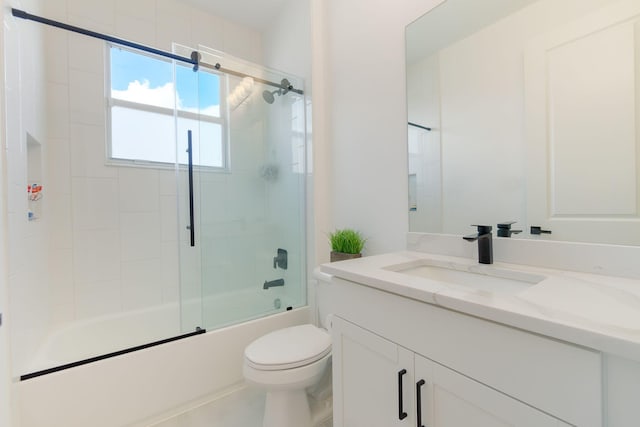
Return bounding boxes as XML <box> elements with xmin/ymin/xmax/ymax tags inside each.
<box><xmin>530</xmin><ymin>226</ymin><xmax>552</xmax><ymax>235</ymax></box>
<box><xmin>471</xmin><ymin>224</ymin><xmax>492</xmax><ymax>234</ymax></box>
<box><xmin>497</xmin><ymin>222</ymin><xmax>522</xmax><ymax>237</ymax></box>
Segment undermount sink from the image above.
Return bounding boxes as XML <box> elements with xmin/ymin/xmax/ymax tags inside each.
<box><xmin>385</xmin><ymin>259</ymin><xmax>547</xmax><ymax>295</ymax></box>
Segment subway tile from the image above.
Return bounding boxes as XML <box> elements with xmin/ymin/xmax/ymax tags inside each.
<box><xmin>115</xmin><ymin>0</ymin><xmax>156</xmax><ymax>20</ymax></box>
<box><xmin>121</xmin><ymin>262</ymin><xmax>163</xmax><ymax>312</ymax></box>
<box><xmin>121</xmin><ymin>258</ymin><xmax>162</xmax><ymax>290</ymax></box>
<box><xmin>67</xmin><ymin>0</ymin><xmax>115</xmax><ymax>32</ymax></box>
<box><xmin>44</xmin><ymin>28</ymin><xmax>69</xmax><ymax>85</ymax></box>
<box><xmin>115</xmin><ymin>14</ymin><xmax>156</xmax><ymax>48</ymax></box>
<box><xmin>120</xmin><ymin>212</ymin><xmax>161</xmax><ymax>261</ymax></box>
<box><xmin>7</xmin><ymin>213</ymin><xmax>27</xmax><ymax>277</ymax></box>
<box><xmin>69</xmin><ymin>123</ymin><xmax>114</xmax><ymax>178</ymax></box>
<box><xmin>161</xmin><ymin>241</ymin><xmax>179</xmax><ymax>303</ymax></box>
<box><xmin>42</xmin><ymin>0</ymin><xmax>68</xmax><ymax>22</ymax></box>
<box><xmin>68</xmin><ymin>33</ymin><xmax>105</xmax><ymax>74</ymax></box>
<box><xmin>190</xmin><ymin>10</ymin><xmax>223</xmax><ymax>53</ymax></box>
<box><xmin>156</xmin><ymin>0</ymin><xmax>193</xmax><ymax>50</ymax></box>
<box><xmin>158</xmin><ymin>169</ymin><xmax>178</xmax><ymax>196</ymax></box>
<box><xmin>46</xmin><ymin>138</ymin><xmax>71</xmax><ymax>194</ymax></box>
<box><xmin>72</xmin><ymin>228</ymin><xmax>121</xmax><ymax>284</ymax></box>
<box><xmin>71</xmin><ymin>177</ymin><xmax>119</xmax><ymax>230</ymax></box>
<box><xmin>47</xmin><ymin>193</ymin><xmax>73</xmax><ymax>250</ymax></box>
<box><xmin>118</xmin><ymin>167</ymin><xmax>160</xmax><ymax>212</ymax></box>
<box><xmin>160</xmin><ymin>195</ymin><xmax>178</xmax><ymax>241</ymax></box>
<box><xmin>48</xmin><ymin>248</ymin><xmax>74</xmax><ymax>308</ymax></box>
<box><xmin>68</xmin><ymin>69</ymin><xmax>106</xmax><ymax>126</ymax></box>
<box><xmin>75</xmin><ymin>280</ymin><xmax>122</xmax><ymax>320</ymax></box>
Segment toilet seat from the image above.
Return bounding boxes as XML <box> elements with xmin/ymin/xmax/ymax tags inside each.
<box><xmin>245</xmin><ymin>324</ymin><xmax>331</xmax><ymax>371</ymax></box>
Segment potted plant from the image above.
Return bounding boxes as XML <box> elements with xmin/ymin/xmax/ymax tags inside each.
<box><xmin>329</xmin><ymin>229</ymin><xmax>366</xmax><ymax>262</ymax></box>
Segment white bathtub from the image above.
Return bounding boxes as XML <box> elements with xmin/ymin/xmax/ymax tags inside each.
<box><xmin>24</xmin><ymin>289</ymin><xmax>293</xmax><ymax>375</ymax></box>
<box><xmin>16</xmin><ymin>299</ymin><xmax>309</xmax><ymax>427</ymax></box>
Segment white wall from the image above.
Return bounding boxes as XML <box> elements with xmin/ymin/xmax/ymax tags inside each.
<box><xmin>4</xmin><ymin>0</ymin><xmax>266</xmax><ymax>374</ymax></box>
<box><xmin>0</xmin><ymin>1</ymin><xmax>13</xmax><ymax>425</ymax></box>
<box><xmin>3</xmin><ymin>0</ymin><xmax>312</xmax><ymax>424</ymax></box>
<box><xmin>323</xmin><ymin>0</ymin><xmax>444</xmax><ymax>256</ymax></box>
<box><xmin>4</xmin><ymin>0</ymin><xmax>49</xmax><ymax>380</ymax></box>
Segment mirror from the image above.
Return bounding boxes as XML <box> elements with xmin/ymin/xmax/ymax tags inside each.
<box><xmin>406</xmin><ymin>0</ymin><xmax>640</xmax><ymax>246</ymax></box>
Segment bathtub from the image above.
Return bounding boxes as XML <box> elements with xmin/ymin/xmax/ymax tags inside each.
<box><xmin>16</xmin><ymin>295</ymin><xmax>309</xmax><ymax>427</ymax></box>
<box><xmin>24</xmin><ymin>289</ymin><xmax>294</xmax><ymax>375</ymax></box>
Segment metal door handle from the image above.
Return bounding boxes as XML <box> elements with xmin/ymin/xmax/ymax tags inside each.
<box><xmin>416</xmin><ymin>379</ymin><xmax>426</xmax><ymax>427</ymax></box>
<box><xmin>187</xmin><ymin>130</ymin><xmax>195</xmax><ymax>247</ymax></box>
<box><xmin>398</xmin><ymin>369</ymin><xmax>408</xmax><ymax>420</ymax></box>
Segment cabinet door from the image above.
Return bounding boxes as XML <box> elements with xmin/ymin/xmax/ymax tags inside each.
<box><xmin>414</xmin><ymin>354</ymin><xmax>570</xmax><ymax>427</ymax></box>
<box><xmin>332</xmin><ymin>316</ymin><xmax>414</xmax><ymax>427</ymax></box>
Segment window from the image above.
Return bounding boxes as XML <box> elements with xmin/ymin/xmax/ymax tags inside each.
<box><xmin>108</xmin><ymin>45</ymin><xmax>226</xmax><ymax>168</ymax></box>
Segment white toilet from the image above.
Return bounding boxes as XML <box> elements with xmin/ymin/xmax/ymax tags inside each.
<box><xmin>243</xmin><ymin>271</ymin><xmax>333</xmax><ymax>427</ymax></box>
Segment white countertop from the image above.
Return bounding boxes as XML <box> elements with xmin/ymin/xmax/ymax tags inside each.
<box><xmin>321</xmin><ymin>251</ymin><xmax>640</xmax><ymax>362</ymax></box>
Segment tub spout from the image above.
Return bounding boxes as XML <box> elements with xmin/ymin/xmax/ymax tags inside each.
<box><xmin>263</xmin><ymin>278</ymin><xmax>285</xmax><ymax>289</ymax></box>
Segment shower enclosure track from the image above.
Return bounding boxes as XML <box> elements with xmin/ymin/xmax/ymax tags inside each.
<box><xmin>11</xmin><ymin>8</ymin><xmax>304</xmax><ymax>95</ymax></box>
<box><xmin>20</xmin><ymin>327</ymin><xmax>206</xmax><ymax>381</ymax></box>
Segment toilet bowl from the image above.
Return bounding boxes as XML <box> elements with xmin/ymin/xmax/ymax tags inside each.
<box><xmin>243</xmin><ymin>324</ymin><xmax>332</xmax><ymax>427</ymax></box>
<box><xmin>243</xmin><ymin>276</ymin><xmax>331</xmax><ymax>427</ymax></box>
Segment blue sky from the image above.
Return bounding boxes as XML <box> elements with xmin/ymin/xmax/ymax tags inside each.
<box><xmin>110</xmin><ymin>46</ymin><xmax>220</xmax><ymax>112</ymax></box>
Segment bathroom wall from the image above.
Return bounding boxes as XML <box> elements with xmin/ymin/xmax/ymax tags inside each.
<box><xmin>5</xmin><ymin>0</ymin><xmax>268</xmax><ymax>375</ymax></box>
<box><xmin>0</xmin><ymin>0</ymin><xmax>13</xmax><ymax>423</ymax></box>
<box><xmin>4</xmin><ymin>0</ymin><xmax>50</xmax><ymax>378</ymax></box>
<box><xmin>323</xmin><ymin>0</ymin><xmax>444</xmax><ymax>255</ymax></box>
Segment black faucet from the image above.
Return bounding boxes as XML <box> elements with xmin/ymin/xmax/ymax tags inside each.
<box><xmin>463</xmin><ymin>225</ymin><xmax>493</xmax><ymax>264</ymax></box>
<box><xmin>497</xmin><ymin>222</ymin><xmax>522</xmax><ymax>238</ymax></box>
<box><xmin>263</xmin><ymin>278</ymin><xmax>285</xmax><ymax>289</ymax></box>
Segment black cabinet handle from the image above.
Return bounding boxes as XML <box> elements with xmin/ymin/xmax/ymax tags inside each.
<box><xmin>398</xmin><ymin>369</ymin><xmax>408</xmax><ymax>420</ymax></box>
<box><xmin>416</xmin><ymin>379</ymin><xmax>426</xmax><ymax>427</ymax></box>
<box><xmin>186</xmin><ymin>130</ymin><xmax>195</xmax><ymax>247</ymax></box>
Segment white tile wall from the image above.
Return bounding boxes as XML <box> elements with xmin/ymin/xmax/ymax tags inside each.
<box><xmin>69</xmin><ymin>123</ymin><xmax>113</xmax><ymax>178</ymax></box>
<box><xmin>73</xmin><ymin>229</ymin><xmax>121</xmax><ymax>284</ymax></box>
<box><xmin>6</xmin><ymin>0</ymin><xmax>301</xmax><ymax>379</ymax></box>
<box><xmin>68</xmin><ymin>69</ymin><xmax>104</xmax><ymax>126</ymax></box>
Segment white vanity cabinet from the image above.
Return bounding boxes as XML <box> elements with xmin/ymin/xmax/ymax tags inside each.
<box><xmin>333</xmin><ymin>316</ymin><xmax>569</xmax><ymax>427</ymax></box>
<box><xmin>327</xmin><ymin>277</ymin><xmax>602</xmax><ymax>427</ymax></box>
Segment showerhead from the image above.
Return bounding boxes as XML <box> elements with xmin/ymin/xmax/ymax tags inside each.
<box><xmin>262</xmin><ymin>79</ymin><xmax>294</xmax><ymax>104</ymax></box>
<box><xmin>262</xmin><ymin>89</ymin><xmax>278</xmax><ymax>104</ymax></box>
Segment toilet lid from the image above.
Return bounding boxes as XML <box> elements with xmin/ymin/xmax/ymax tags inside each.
<box><xmin>245</xmin><ymin>324</ymin><xmax>331</xmax><ymax>371</ymax></box>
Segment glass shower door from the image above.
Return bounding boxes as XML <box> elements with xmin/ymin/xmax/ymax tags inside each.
<box><xmin>178</xmin><ymin>46</ymin><xmax>308</xmax><ymax>333</ymax></box>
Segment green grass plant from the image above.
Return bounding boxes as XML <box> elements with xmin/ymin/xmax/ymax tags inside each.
<box><xmin>329</xmin><ymin>229</ymin><xmax>366</xmax><ymax>254</ymax></box>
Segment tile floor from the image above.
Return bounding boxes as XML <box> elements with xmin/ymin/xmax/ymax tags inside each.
<box><xmin>152</xmin><ymin>386</ymin><xmax>332</xmax><ymax>427</ymax></box>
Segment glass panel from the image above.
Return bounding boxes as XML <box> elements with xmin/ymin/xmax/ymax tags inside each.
<box><xmin>111</xmin><ymin>106</ymin><xmax>175</xmax><ymax>163</ymax></box>
<box><xmin>176</xmin><ymin>63</ymin><xmax>221</xmax><ymax>117</ymax></box>
<box><xmin>6</xmin><ymin>26</ymin><xmax>185</xmax><ymax>376</ymax></box>
<box><xmin>110</xmin><ymin>46</ymin><xmax>174</xmax><ymax>109</ymax></box>
<box><xmin>176</xmin><ymin>118</ymin><xmax>223</xmax><ymax>168</ymax></box>
<box><xmin>193</xmin><ymin>46</ymin><xmax>308</xmax><ymax>330</ymax></box>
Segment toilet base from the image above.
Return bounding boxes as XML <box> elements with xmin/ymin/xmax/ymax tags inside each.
<box><xmin>262</xmin><ymin>389</ymin><xmax>311</xmax><ymax>427</ymax></box>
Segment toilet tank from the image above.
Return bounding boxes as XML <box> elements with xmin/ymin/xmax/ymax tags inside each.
<box><xmin>313</xmin><ymin>268</ymin><xmax>334</xmax><ymax>330</ymax></box>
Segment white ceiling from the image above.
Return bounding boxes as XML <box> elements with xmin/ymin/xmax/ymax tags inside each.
<box><xmin>180</xmin><ymin>0</ymin><xmax>289</xmax><ymax>31</ymax></box>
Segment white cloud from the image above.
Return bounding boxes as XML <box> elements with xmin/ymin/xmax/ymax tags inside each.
<box><xmin>112</xmin><ymin>79</ymin><xmax>220</xmax><ymax>116</ymax></box>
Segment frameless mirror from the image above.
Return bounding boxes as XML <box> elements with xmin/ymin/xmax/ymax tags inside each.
<box><xmin>406</xmin><ymin>0</ymin><xmax>640</xmax><ymax>246</ymax></box>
